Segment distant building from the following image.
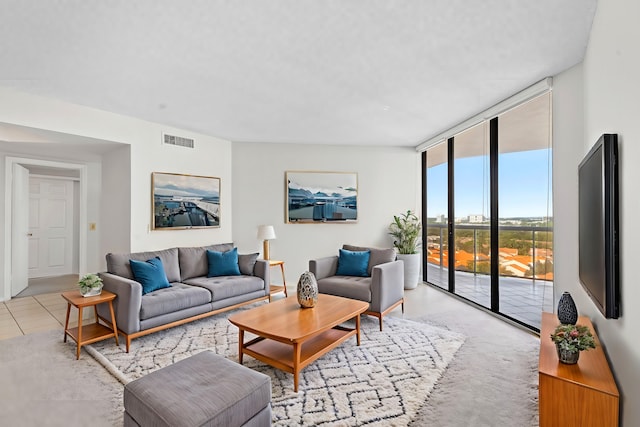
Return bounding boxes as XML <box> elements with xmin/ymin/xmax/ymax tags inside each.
<box><xmin>468</xmin><ymin>214</ymin><xmax>485</xmax><ymax>223</ymax></box>
<box><xmin>436</xmin><ymin>214</ymin><xmax>445</xmax><ymax>223</ymax></box>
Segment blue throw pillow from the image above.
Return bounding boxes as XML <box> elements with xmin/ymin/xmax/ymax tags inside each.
<box><xmin>130</xmin><ymin>257</ymin><xmax>172</xmax><ymax>295</ymax></box>
<box><xmin>207</xmin><ymin>248</ymin><xmax>241</xmax><ymax>277</ymax></box>
<box><xmin>336</xmin><ymin>249</ymin><xmax>370</xmax><ymax>277</ymax></box>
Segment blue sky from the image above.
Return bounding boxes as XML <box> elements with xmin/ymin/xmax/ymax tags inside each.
<box><xmin>427</xmin><ymin>149</ymin><xmax>553</xmax><ymax>218</ymax></box>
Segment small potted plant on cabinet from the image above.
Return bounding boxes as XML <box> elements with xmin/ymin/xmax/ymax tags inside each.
<box><xmin>388</xmin><ymin>210</ymin><xmax>421</xmax><ymax>289</ymax></box>
<box><xmin>550</xmin><ymin>323</ymin><xmax>596</xmax><ymax>364</ymax></box>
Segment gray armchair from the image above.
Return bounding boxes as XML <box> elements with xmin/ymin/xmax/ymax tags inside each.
<box><xmin>309</xmin><ymin>245</ymin><xmax>404</xmax><ymax>330</ymax></box>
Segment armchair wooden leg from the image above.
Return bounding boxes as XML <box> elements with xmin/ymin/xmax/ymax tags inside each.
<box><xmin>379</xmin><ymin>317</ymin><xmax>383</xmax><ymax>331</ymax></box>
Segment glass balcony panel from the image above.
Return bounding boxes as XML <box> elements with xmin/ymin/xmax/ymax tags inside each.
<box><xmin>453</xmin><ymin>123</ymin><xmax>490</xmax><ymax>308</ymax></box>
<box><xmin>497</xmin><ymin>92</ymin><xmax>554</xmax><ymax>328</ymax></box>
<box><xmin>425</xmin><ymin>141</ymin><xmax>448</xmax><ymax>290</ymax></box>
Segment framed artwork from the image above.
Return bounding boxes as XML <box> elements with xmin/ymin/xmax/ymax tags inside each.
<box><xmin>152</xmin><ymin>172</ymin><xmax>221</xmax><ymax>229</ymax></box>
<box><xmin>285</xmin><ymin>171</ymin><xmax>358</xmax><ymax>223</ymax></box>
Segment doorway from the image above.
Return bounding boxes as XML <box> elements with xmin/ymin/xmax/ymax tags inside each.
<box><xmin>28</xmin><ymin>175</ymin><xmax>77</xmax><ymax>278</ymax></box>
<box><xmin>4</xmin><ymin>157</ymin><xmax>88</xmax><ymax>300</ymax></box>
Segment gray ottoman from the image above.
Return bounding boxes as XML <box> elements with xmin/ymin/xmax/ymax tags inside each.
<box><xmin>123</xmin><ymin>351</ymin><xmax>271</xmax><ymax>427</ymax></box>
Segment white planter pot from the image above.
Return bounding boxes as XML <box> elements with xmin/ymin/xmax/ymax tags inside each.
<box><xmin>80</xmin><ymin>283</ymin><xmax>103</xmax><ymax>297</ymax></box>
<box><xmin>397</xmin><ymin>253</ymin><xmax>421</xmax><ymax>290</ymax></box>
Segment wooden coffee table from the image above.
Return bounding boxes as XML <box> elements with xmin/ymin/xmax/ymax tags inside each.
<box><xmin>228</xmin><ymin>294</ymin><xmax>368</xmax><ymax>391</ymax></box>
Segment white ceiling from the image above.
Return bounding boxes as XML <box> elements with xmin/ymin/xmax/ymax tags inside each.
<box><xmin>0</xmin><ymin>1</ymin><xmax>596</xmax><ymax>147</ymax></box>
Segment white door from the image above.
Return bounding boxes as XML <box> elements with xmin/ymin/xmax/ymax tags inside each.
<box><xmin>11</xmin><ymin>164</ymin><xmax>30</xmax><ymax>296</ymax></box>
<box><xmin>28</xmin><ymin>177</ymin><xmax>74</xmax><ymax>278</ymax></box>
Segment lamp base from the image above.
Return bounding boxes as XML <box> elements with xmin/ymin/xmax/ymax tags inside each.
<box><xmin>263</xmin><ymin>240</ymin><xmax>270</xmax><ymax>260</ymax></box>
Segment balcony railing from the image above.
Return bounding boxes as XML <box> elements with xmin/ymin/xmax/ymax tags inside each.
<box><xmin>425</xmin><ymin>222</ymin><xmax>553</xmax><ymax>280</ymax></box>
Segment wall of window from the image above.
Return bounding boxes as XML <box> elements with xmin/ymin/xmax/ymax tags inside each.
<box><xmin>422</xmin><ymin>91</ymin><xmax>553</xmax><ymax>331</ymax></box>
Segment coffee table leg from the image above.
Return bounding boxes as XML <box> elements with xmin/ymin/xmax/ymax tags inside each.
<box><xmin>356</xmin><ymin>314</ymin><xmax>361</xmax><ymax>346</ymax></box>
<box><xmin>238</xmin><ymin>329</ymin><xmax>244</xmax><ymax>364</ymax></box>
<box><xmin>293</xmin><ymin>342</ymin><xmax>301</xmax><ymax>392</ymax></box>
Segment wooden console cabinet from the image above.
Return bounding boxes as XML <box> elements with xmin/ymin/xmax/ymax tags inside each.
<box><xmin>539</xmin><ymin>312</ymin><xmax>619</xmax><ymax>427</ymax></box>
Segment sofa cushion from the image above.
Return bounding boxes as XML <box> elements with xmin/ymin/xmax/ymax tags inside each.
<box><xmin>238</xmin><ymin>253</ymin><xmax>258</xmax><ymax>276</ymax></box>
<box><xmin>343</xmin><ymin>244</ymin><xmax>397</xmax><ymax>275</ymax></box>
<box><xmin>107</xmin><ymin>248</ymin><xmax>181</xmax><ymax>283</ymax></box>
<box><xmin>139</xmin><ymin>283</ymin><xmax>212</xmax><ymax>321</ymax></box>
<box><xmin>178</xmin><ymin>243</ymin><xmax>234</xmax><ymax>281</ymax></box>
<box><xmin>183</xmin><ymin>275</ymin><xmax>265</xmax><ymax>302</ymax></box>
<box><xmin>129</xmin><ymin>257</ymin><xmax>172</xmax><ymax>295</ymax></box>
<box><xmin>317</xmin><ymin>276</ymin><xmax>372</xmax><ymax>302</ymax></box>
<box><xmin>207</xmin><ymin>248</ymin><xmax>241</xmax><ymax>277</ymax></box>
<box><xmin>336</xmin><ymin>249</ymin><xmax>370</xmax><ymax>277</ymax></box>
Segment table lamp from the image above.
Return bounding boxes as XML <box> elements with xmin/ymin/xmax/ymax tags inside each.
<box><xmin>257</xmin><ymin>225</ymin><xmax>276</xmax><ymax>260</ymax></box>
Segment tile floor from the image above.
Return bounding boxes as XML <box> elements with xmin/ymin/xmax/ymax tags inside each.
<box><xmin>0</xmin><ymin>288</ymin><xmax>95</xmax><ymax>341</ymax></box>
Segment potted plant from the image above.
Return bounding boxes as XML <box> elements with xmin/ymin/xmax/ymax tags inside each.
<box><xmin>78</xmin><ymin>273</ymin><xmax>104</xmax><ymax>297</ymax></box>
<box><xmin>388</xmin><ymin>210</ymin><xmax>422</xmax><ymax>289</ymax></box>
<box><xmin>550</xmin><ymin>323</ymin><xmax>596</xmax><ymax>364</ymax></box>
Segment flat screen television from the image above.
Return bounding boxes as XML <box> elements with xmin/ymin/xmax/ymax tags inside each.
<box><xmin>578</xmin><ymin>133</ymin><xmax>620</xmax><ymax>319</ymax></box>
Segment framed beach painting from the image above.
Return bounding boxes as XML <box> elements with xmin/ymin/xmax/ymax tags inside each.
<box><xmin>285</xmin><ymin>171</ymin><xmax>358</xmax><ymax>223</ymax></box>
<box><xmin>152</xmin><ymin>172</ymin><xmax>221</xmax><ymax>229</ymax></box>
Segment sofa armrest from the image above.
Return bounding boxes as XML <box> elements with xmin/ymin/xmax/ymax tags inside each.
<box><xmin>253</xmin><ymin>259</ymin><xmax>270</xmax><ymax>294</ymax></box>
<box><xmin>370</xmin><ymin>260</ymin><xmax>404</xmax><ymax>313</ymax></box>
<box><xmin>96</xmin><ymin>272</ymin><xmax>142</xmax><ymax>335</ymax></box>
<box><xmin>309</xmin><ymin>256</ymin><xmax>338</xmax><ymax>280</ymax></box>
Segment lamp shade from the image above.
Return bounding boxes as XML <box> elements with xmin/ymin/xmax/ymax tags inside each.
<box><xmin>257</xmin><ymin>225</ymin><xmax>276</xmax><ymax>240</ymax></box>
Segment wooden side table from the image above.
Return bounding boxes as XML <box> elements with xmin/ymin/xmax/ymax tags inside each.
<box><xmin>61</xmin><ymin>290</ymin><xmax>119</xmax><ymax>360</ymax></box>
<box><xmin>267</xmin><ymin>259</ymin><xmax>288</xmax><ymax>300</ymax></box>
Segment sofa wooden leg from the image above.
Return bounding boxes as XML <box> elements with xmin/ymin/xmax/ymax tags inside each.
<box><xmin>126</xmin><ymin>337</ymin><xmax>131</xmax><ymax>353</ymax></box>
<box><xmin>379</xmin><ymin>316</ymin><xmax>383</xmax><ymax>331</ymax></box>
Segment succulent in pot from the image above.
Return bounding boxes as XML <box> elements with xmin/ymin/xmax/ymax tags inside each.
<box><xmin>78</xmin><ymin>273</ymin><xmax>103</xmax><ymax>297</ymax></box>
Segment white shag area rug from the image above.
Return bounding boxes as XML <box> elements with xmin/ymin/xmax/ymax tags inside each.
<box><xmin>87</xmin><ymin>310</ymin><xmax>465</xmax><ymax>426</ymax></box>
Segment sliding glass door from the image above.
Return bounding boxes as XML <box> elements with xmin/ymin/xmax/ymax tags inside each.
<box><xmin>497</xmin><ymin>93</ymin><xmax>554</xmax><ymax>326</ymax></box>
<box><xmin>425</xmin><ymin>141</ymin><xmax>448</xmax><ymax>290</ymax></box>
<box><xmin>422</xmin><ymin>92</ymin><xmax>553</xmax><ymax>331</ymax></box>
<box><xmin>453</xmin><ymin>123</ymin><xmax>491</xmax><ymax>308</ymax></box>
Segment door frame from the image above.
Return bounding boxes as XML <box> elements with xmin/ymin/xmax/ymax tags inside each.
<box><xmin>10</xmin><ymin>163</ymin><xmax>30</xmax><ymax>296</ymax></box>
<box><xmin>3</xmin><ymin>156</ymin><xmax>88</xmax><ymax>301</ymax></box>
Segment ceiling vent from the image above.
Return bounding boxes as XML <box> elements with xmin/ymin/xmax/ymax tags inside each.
<box><xmin>163</xmin><ymin>133</ymin><xmax>194</xmax><ymax>148</ymax></box>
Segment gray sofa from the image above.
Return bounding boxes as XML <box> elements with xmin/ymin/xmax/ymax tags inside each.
<box><xmin>309</xmin><ymin>244</ymin><xmax>404</xmax><ymax>331</ymax></box>
<box><xmin>97</xmin><ymin>243</ymin><xmax>270</xmax><ymax>352</ymax></box>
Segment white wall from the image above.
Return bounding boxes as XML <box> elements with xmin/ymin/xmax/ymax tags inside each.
<box><xmin>582</xmin><ymin>1</ymin><xmax>640</xmax><ymax>424</ymax></box>
<box><xmin>85</xmin><ymin>161</ymin><xmax>102</xmax><ymax>272</ymax></box>
<box><xmin>100</xmin><ymin>146</ymin><xmax>131</xmax><ymax>261</ymax></box>
<box><xmin>232</xmin><ymin>142</ymin><xmax>419</xmax><ymax>283</ymax></box>
<box><xmin>552</xmin><ymin>62</ymin><xmax>583</xmax><ymax>316</ymax></box>
<box><xmin>0</xmin><ymin>87</ymin><xmax>234</xmax><ymax>301</ymax></box>
<box><xmin>553</xmin><ymin>1</ymin><xmax>640</xmax><ymax>424</ymax></box>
